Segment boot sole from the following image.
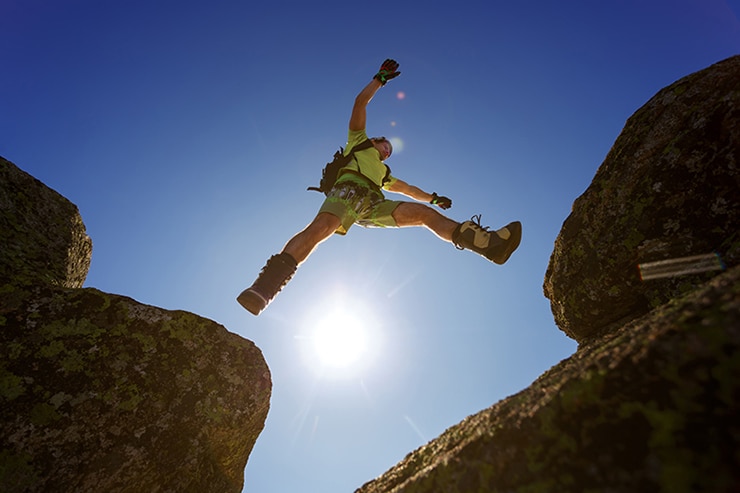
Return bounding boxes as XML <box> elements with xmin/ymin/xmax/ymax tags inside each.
<box><xmin>489</xmin><ymin>221</ymin><xmax>522</xmax><ymax>265</ymax></box>
<box><xmin>237</xmin><ymin>289</ymin><xmax>267</xmax><ymax>316</ymax></box>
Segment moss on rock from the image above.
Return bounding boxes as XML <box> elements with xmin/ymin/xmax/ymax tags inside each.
<box><xmin>0</xmin><ymin>286</ymin><xmax>271</xmax><ymax>493</ymax></box>
<box><xmin>543</xmin><ymin>55</ymin><xmax>740</xmax><ymax>343</ymax></box>
<box><xmin>357</xmin><ymin>266</ymin><xmax>740</xmax><ymax>493</ymax></box>
<box><xmin>0</xmin><ymin>158</ymin><xmax>92</xmax><ymax>288</ymax></box>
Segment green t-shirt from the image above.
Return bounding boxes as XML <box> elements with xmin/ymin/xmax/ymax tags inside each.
<box><xmin>338</xmin><ymin>129</ymin><xmax>397</xmax><ymax>190</ymax></box>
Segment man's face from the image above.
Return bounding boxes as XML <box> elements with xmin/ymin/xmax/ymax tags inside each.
<box><xmin>374</xmin><ymin>139</ymin><xmax>393</xmax><ymax>160</ymax></box>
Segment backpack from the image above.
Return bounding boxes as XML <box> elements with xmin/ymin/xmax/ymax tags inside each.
<box><xmin>307</xmin><ymin>139</ymin><xmax>377</xmax><ymax>195</ymax></box>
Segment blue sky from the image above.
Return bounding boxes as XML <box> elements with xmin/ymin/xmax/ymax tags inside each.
<box><xmin>2</xmin><ymin>1</ymin><xmax>739</xmax><ymax>491</ymax></box>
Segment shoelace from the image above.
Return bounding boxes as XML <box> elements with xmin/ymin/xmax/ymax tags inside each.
<box><xmin>454</xmin><ymin>214</ymin><xmax>492</xmax><ymax>250</ymax></box>
<box><xmin>257</xmin><ymin>255</ymin><xmax>296</xmax><ymax>293</ymax></box>
<box><xmin>468</xmin><ymin>214</ymin><xmax>491</xmax><ymax>233</ymax></box>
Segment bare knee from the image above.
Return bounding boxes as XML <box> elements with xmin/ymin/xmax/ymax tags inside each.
<box><xmin>392</xmin><ymin>202</ymin><xmax>456</xmax><ymax>241</ymax></box>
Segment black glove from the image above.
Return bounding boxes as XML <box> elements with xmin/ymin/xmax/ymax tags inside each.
<box><xmin>374</xmin><ymin>59</ymin><xmax>401</xmax><ymax>85</ymax></box>
<box><xmin>430</xmin><ymin>192</ymin><xmax>452</xmax><ymax>210</ymax></box>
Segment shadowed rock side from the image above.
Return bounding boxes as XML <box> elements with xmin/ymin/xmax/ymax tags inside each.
<box><xmin>356</xmin><ymin>265</ymin><xmax>740</xmax><ymax>493</ymax></box>
<box><xmin>0</xmin><ymin>156</ymin><xmax>271</xmax><ymax>492</ymax></box>
<box><xmin>0</xmin><ymin>157</ymin><xmax>92</xmax><ymax>288</ymax></box>
<box><xmin>544</xmin><ymin>55</ymin><xmax>740</xmax><ymax>344</ymax></box>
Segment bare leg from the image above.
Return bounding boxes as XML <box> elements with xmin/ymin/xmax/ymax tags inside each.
<box><xmin>393</xmin><ymin>202</ymin><xmax>522</xmax><ymax>264</ymax></box>
<box><xmin>282</xmin><ymin>212</ymin><xmax>342</xmax><ymax>264</ymax></box>
<box><xmin>391</xmin><ymin>202</ymin><xmax>458</xmax><ymax>241</ymax></box>
<box><xmin>237</xmin><ymin>212</ymin><xmax>341</xmax><ymax>315</ymax></box>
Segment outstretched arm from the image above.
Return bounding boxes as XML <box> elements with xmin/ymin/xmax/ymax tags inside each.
<box><xmin>387</xmin><ymin>179</ymin><xmax>452</xmax><ymax>209</ymax></box>
<box><xmin>387</xmin><ymin>178</ymin><xmax>433</xmax><ymax>202</ymax></box>
<box><xmin>349</xmin><ymin>59</ymin><xmax>401</xmax><ymax>131</ymax></box>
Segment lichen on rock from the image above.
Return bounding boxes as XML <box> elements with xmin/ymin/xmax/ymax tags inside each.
<box><xmin>0</xmin><ymin>156</ymin><xmax>271</xmax><ymax>492</ymax></box>
<box><xmin>357</xmin><ymin>265</ymin><xmax>740</xmax><ymax>493</ymax></box>
<box><xmin>543</xmin><ymin>55</ymin><xmax>740</xmax><ymax>344</ymax></box>
<box><xmin>0</xmin><ymin>157</ymin><xmax>92</xmax><ymax>288</ymax></box>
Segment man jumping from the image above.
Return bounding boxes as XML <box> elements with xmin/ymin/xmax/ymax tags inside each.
<box><xmin>237</xmin><ymin>59</ymin><xmax>521</xmax><ymax>316</ymax></box>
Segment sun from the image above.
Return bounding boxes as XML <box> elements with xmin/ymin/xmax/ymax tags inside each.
<box><xmin>298</xmin><ymin>293</ymin><xmax>382</xmax><ymax>376</ymax></box>
<box><xmin>312</xmin><ymin>309</ymin><xmax>368</xmax><ymax>369</ymax></box>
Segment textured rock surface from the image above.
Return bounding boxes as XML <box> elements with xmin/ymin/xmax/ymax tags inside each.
<box><xmin>1</xmin><ymin>157</ymin><xmax>92</xmax><ymax>288</ymax></box>
<box><xmin>356</xmin><ymin>265</ymin><xmax>740</xmax><ymax>493</ymax></box>
<box><xmin>0</xmin><ymin>286</ymin><xmax>271</xmax><ymax>493</ymax></box>
<box><xmin>0</xmin><ymin>158</ymin><xmax>271</xmax><ymax>492</ymax></box>
<box><xmin>544</xmin><ymin>56</ymin><xmax>740</xmax><ymax>343</ymax></box>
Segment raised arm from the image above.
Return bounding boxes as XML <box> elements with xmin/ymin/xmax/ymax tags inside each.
<box><xmin>349</xmin><ymin>79</ymin><xmax>383</xmax><ymax>131</ymax></box>
<box><xmin>349</xmin><ymin>59</ymin><xmax>401</xmax><ymax>131</ymax></box>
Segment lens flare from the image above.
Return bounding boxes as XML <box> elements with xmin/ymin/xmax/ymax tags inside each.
<box><xmin>389</xmin><ymin>137</ymin><xmax>404</xmax><ymax>153</ymax></box>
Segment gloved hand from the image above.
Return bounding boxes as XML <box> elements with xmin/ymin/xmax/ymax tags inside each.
<box><xmin>374</xmin><ymin>59</ymin><xmax>401</xmax><ymax>85</ymax></box>
<box><xmin>430</xmin><ymin>192</ymin><xmax>452</xmax><ymax>210</ymax></box>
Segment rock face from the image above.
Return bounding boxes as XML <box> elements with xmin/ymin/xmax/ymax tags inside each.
<box><xmin>0</xmin><ymin>157</ymin><xmax>271</xmax><ymax>493</ymax></box>
<box><xmin>0</xmin><ymin>158</ymin><xmax>92</xmax><ymax>288</ymax></box>
<box><xmin>544</xmin><ymin>55</ymin><xmax>740</xmax><ymax>344</ymax></box>
<box><xmin>357</xmin><ymin>266</ymin><xmax>740</xmax><ymax>493</ymax></box>
<box><xmin>356</xmin><ymin>57</ymin><xmax>740</xmax><ymax>492</ymax></box>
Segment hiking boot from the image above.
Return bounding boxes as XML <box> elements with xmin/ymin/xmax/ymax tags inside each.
<box><xmin>453</xmin><ymin>215</ymin><xmax>522</xmax><ymax>265</ymax></box>
<box><xmin>237</xmin><ymin>289</ymin><xmax>269</xmax><ymax>316</ymax></box>
<box><xmin>237</xmin><ymin>252</ymin><xmax>298</xmax><ymax>315</ymax></box>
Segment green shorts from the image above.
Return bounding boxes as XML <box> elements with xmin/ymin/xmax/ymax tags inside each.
<box><xmin>319</xmin><ymin>175</ymin><xmax>402</xmax><ymax>235</ymax></box>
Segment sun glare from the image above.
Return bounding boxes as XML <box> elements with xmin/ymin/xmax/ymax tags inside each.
<box><xmin>299</xmin><ymin>294</ymin><xmax>382</xmax><ymax>377</ymax></box>
<box><xmin>313</xmin><ymin>310</ymin><xmax>367</xmax><ymax>368</ymax></box>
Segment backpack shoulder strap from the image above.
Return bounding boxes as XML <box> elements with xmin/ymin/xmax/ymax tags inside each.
<box><xmin>346</xmin><ymin>138</ymin><xmax>374</xmax><ymax>176</ymax></box>
<box><xmin>356</xmin><ymin>139</ymin><xmax>391</xmax><ymax>187</ymax></box>
<box><xmin>382</xmin><ymin>164</ymin><xmax>392</xmax><ymax>186</ymax></box>
<box><xmin>349</xmin><ymin>139</ymin><xmax>393</xmax><ymax>189</ymax></box>
<box><xmin>348</xmin><ymin>138</ymin><xmax>374</xmax><ymax>155</ymax></box>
